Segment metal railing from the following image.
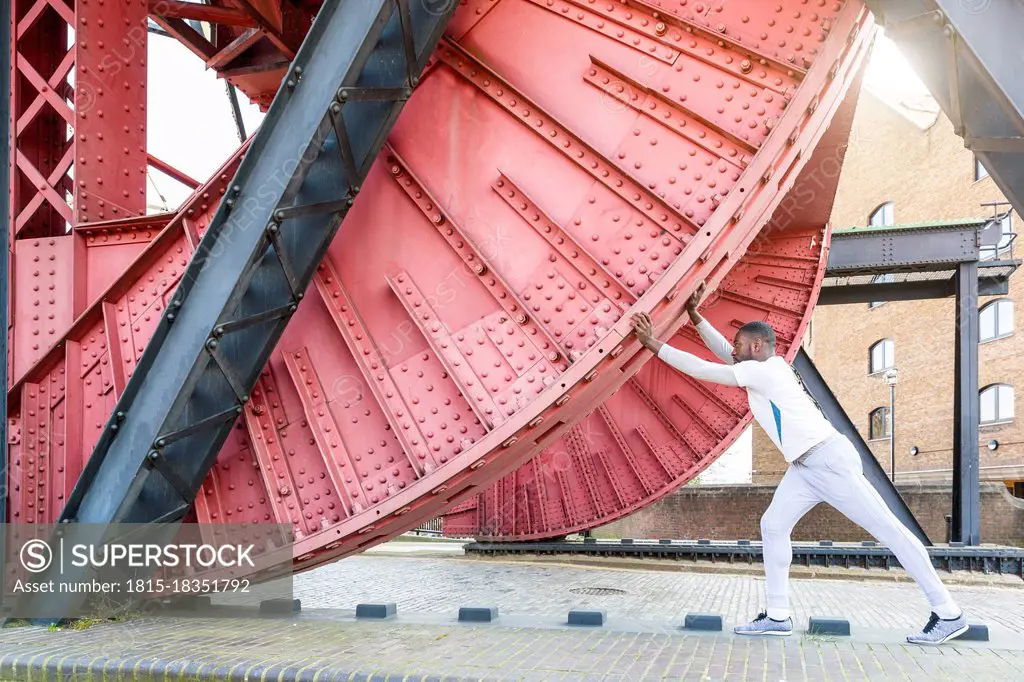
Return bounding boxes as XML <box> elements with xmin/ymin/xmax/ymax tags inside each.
<box><xmin>410</xmin><ymin>517</ymin><xmax>443</xmax><ymax>537</ymax></box>
<box><xmin>980</xmin><ymin>202</ymin><xmax>1017</xmax><ymax>262</ymax></box>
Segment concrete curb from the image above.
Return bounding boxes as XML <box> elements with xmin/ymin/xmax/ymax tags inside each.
<box><xmin>0</xmin><ymin>656</ymin><xmax>486</xmax><ymax>682</ymax></box>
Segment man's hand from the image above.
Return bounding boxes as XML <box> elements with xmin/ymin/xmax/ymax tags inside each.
<box><xmin>685</xmin><ymin>280</ymin><xmax>707</xmax><ymax>325</ymax></box>
<box><xmin>631</xmin><ymin>312</ymin><xmax>663</xmax><ymax>353</ymax></box>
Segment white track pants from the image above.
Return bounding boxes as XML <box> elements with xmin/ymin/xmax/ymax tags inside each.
<box><xmin>761</xmin><ymin>434</ymin><xmax>960</xmax><ymax>621</ymax></box>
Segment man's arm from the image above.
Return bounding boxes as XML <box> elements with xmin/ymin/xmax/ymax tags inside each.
<box><xmin>630</xmin><ymin>312</ymin><xmax>740</xmax><ymax>387</ymax></box>
<box><xmin>684</xmin><ymin>282</ymin><xmax>734</xmax><ymax>364</ymax></box>
<box><xmin>657</xmin><ymin>344</ymin><xmax>741</xmax><ymax>387</ymax></box>
<box><xmin>693</xmin><ymin>316</ymin><xmax>735</xmax><ymax>365</ymax></box>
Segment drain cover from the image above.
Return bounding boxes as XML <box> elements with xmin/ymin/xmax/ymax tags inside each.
<box><xmin>569</xmin><ymin>587</ymin><xmax>627</xmax><ymax>596</ymax></box>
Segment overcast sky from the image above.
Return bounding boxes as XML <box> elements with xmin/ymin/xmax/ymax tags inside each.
<box><xmin>145</xmin><ymin>35</ymin><xmax>265</xmax><ymax>211</ymax></box>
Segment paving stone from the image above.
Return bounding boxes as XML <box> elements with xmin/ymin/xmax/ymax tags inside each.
<box><xmin>0</xmin><ymin>556</ymin><xmax>1019</xmax><ymax>680</ymax></box>
<box><xmin>291</xmin><ymin>555</ymin><xmax>1024</xmax><ymax>636</ymax></box>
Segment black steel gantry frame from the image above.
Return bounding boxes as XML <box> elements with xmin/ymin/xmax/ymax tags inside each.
<box><xmin>819</xmin><ymin>215</ymin><xmax>1018</xmax><ymax>546</ymax></box>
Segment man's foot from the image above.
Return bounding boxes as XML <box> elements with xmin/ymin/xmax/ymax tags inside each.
<box><xmin>734</xmin><ymin>611</ymin><xmax>793</xmax><ymax>636</ymax></box>
<box><xmin>906</xmin><ymin>612</ymin><xmax>969</xmax><ymax>646</ymax></box>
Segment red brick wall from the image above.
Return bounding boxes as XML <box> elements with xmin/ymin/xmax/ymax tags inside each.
<box><xmin>595</xmin><ymin>483</ymin><xmax>1024</xmax><ymax>546</ymax></box>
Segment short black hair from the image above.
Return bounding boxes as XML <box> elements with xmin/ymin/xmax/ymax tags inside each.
<box><xmin>738</xmin><ymin>321</ymin><xmax>776</xmax><ymax>352</ymax></box>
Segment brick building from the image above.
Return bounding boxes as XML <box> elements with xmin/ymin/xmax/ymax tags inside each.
<box><xmin>751</xmin><ymin>90</ymin><xmax>1022</xmax><ymax>496</ymax></box>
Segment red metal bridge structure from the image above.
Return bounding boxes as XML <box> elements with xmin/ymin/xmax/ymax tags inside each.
<box><xmin>3</xmin><ymin>0</ymin><xmax>1022</xmax><ymax>613</ymax></box>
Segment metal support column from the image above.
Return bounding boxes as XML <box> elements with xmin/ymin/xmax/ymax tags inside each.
<box><xmin>1</xmin><ymin>0</ymin><xmax>11</xmax><ymax>611</ymax></box>
<box><xmin>952</xmin><ymin>262</ymin><xmax>981</xmax><ymax>545</ymax></box>
<box><xmin>793</xmin><ymin>349</ymin><xmax>930</xmax><ymax>546</ymax></box>
<box><xmin>889</xmin><ymin>380</ymin><xmax>896</xmax><ymax>481</ymax></box>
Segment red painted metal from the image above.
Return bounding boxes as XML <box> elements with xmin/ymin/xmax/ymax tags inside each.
<box><xmin>6</xmin><ymin>0</ymin><xmax>875</xmax><ymax>577</ymax></box>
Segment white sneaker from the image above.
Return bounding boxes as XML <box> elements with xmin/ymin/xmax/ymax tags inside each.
<box><xmin>734</xmin><ymin>611</ymin><xmax>793</xmax><ymax>636</ymax></box>
<box><xmin>906</xmin><ymin>612</ymin><xmax>969</xmax><ymax>646</ymax></box>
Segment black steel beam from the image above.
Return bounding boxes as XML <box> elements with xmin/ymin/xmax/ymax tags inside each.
<box><xmin>225</xmin><ymin>82</ymin><xmax>247</xmax><ymax>143</ymax></box>
<box><xmin>952</xmin><ymin>262</ymin><xmax>981</xmax><ymax>545</ymax></box>
<box><xmin>147</xmin><ymin>22</ymin><xmax>174</xmax><ymax>39</ymax></box>
<box><xmin>793</xmin><ymin>349</ymin><xmax>931</xmax><ymax>546</ymax></box>
<box><xmin>1</xmin><ymin>0</ymin><xmax>11</xmax><ymax>614</ymax></box>
<box><xmin>977</xmin><ymin>273</ymin><xmax>1009</xmax><ymax>297</ymax></box>
<box><xmin>864</xmin><ymin>0</ymin><xmax>1024</xmax><ymax>217</ymax></box>
<box><xmin>826</xmin><ymin>218</ymin><xmax>1002</xmax><ymax>273</ymax></box>
<box><xmin>818</xmin><ymin>271</ymin><xmax>1011</xmax><ymax>304</ymax></box>
<box><xmin>17</xmin><ymin>0</ymin><xmax>457</xmax><ymax>621</ymax></box>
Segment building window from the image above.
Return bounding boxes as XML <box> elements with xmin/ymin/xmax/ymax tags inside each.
<box><xmin>868</xmin><ymin>273</ymin><xmax>895</xmax><ymax>309</ymax></box>
<box><xmin>869</xmin><ymin>407</ymin><xmax>891</xmax><ymax>440</ymax></box>
<box><xmin>980</xmin><ymin>299</ymin><xmax>1014</xmax><ymax>342</ymax></box>
<box><xmin>868</xmin><ymin>201</ymin><xmax>894</xmax><ymax>227</ymax></box>
<box><xmin>980</xmin><ymin>384</ymin><xmax>1014</xmax><ymax>425</ymax></box>
<box><xmin>975</xmin><ymin>157</ymin><xmax>989</xmax><ymax>181</ymax></box>
<box><xmin>980</xmin><ymin>213</ymin><xmax>1013</xmax><ymax>261</ymax></box>
<box><xmin>869</xmin><ymin>339</ymin><xmax>894</xmax><ymax>374</ymax></box>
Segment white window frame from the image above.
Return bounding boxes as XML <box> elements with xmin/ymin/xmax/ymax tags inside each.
<box><xmin>980</xmin><ymin>299</ymin><xmax>1014</xmax><ymax>343</ymax></box>
<box><xmin>869</xmin><ymin>406</ymin><xmax>891</xmax><ymax>441</ymax></box>
<box><xmin>868</xmin><ymin>273</ymin><xmax>896</xmax><ymax>309</ymax></box>
<box><xmin>980</xmin><ymin>384</ymin><xmax>1014</xmax><ymax>425</ymax></box>
<box><xmin>869</xmin><ymin>201</ymin><xmax>894</xmax><ymax>228</ymax></box>
<box><xmin>869</xmin><ymin>339</ymin><xmax>895</xmax><ymax>374</ymax></box>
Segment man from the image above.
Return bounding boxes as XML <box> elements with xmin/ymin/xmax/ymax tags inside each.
<box><xmin>630</xmin><ymin>283</ymin><xmax>968</xmax><ymax>645</ymax></box>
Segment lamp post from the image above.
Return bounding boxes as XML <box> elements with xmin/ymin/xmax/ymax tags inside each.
<box><xmin>884</xmin><ymin>368</ymin><xmax>899</xmax><ymax>481</ymax></box>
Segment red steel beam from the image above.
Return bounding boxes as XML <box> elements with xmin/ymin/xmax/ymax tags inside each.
<box><xmin>76</xmin><ymin>0</ymin><xmax>148</xmax><ymax>225</ymax></box>
<box><xmin>224</xmin><ymin>0</ymin><xmax>298</xmax><ymax>58</ymax></box>
<box><xmin>147</xmin><ymin>153</ymin><xmax>201</xmax><ymax>190</ymax></box>
<box><xmin>150</xmin><ymin>15</ymin><xmax>218</xmax><ymax>60</ymax></box>
<box><xmin>149</xmin><ymin>0</ymin><xmax>257</xmax><ymax>28</ymax></box>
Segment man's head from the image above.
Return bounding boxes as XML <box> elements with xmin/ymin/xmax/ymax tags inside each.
<box><xmin>732</xmin><ymin>321</ymin><xmax>777</xmax><ymax>362</ymax></box>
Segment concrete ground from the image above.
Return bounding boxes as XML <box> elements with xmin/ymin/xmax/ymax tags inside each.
<box><xmin>0</xmin><ymin>544</ymin><xmax>1021</xmax><ymax>681</ymax></box>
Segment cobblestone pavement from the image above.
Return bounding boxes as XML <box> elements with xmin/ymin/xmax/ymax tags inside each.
<box><xmin>0</xmin><ymin>554</ymin><xmax>1021</xmax><ymax>681</ymax></box>
<box><xmin>1</xmin><ymin>613</ymin><xmax>1023</xmax><ymax>681</ymax></box>
<box><xmin>293</xmin><ymin>554</ymin><xmax>1024</xmax><ymax>635</ymax></box>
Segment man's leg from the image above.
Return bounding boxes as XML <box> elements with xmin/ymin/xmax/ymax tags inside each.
<box><xmin>806</xmin><ymin>437</ymin><xmax>967</xmax><ymax>644</ymax></box>
<box><xmin>735</xmin><ymin>464</ymin><xmax>820</xmax><ymax>635</ymax></box>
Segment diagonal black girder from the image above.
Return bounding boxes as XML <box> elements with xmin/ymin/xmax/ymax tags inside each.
<box><xmin>19</xmin><ymin>0</ymin><xmax>456</xmax><ymax>620</ymax></box>
<box><xmin>792</xmin><ymin>349</ymin><xmax>931</xmax><ymax>547</ymax></box>
<box><xmin>864</xmin><ymin>0</ymin><xmax>1024</xmax><ymax>216</ymax></box>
